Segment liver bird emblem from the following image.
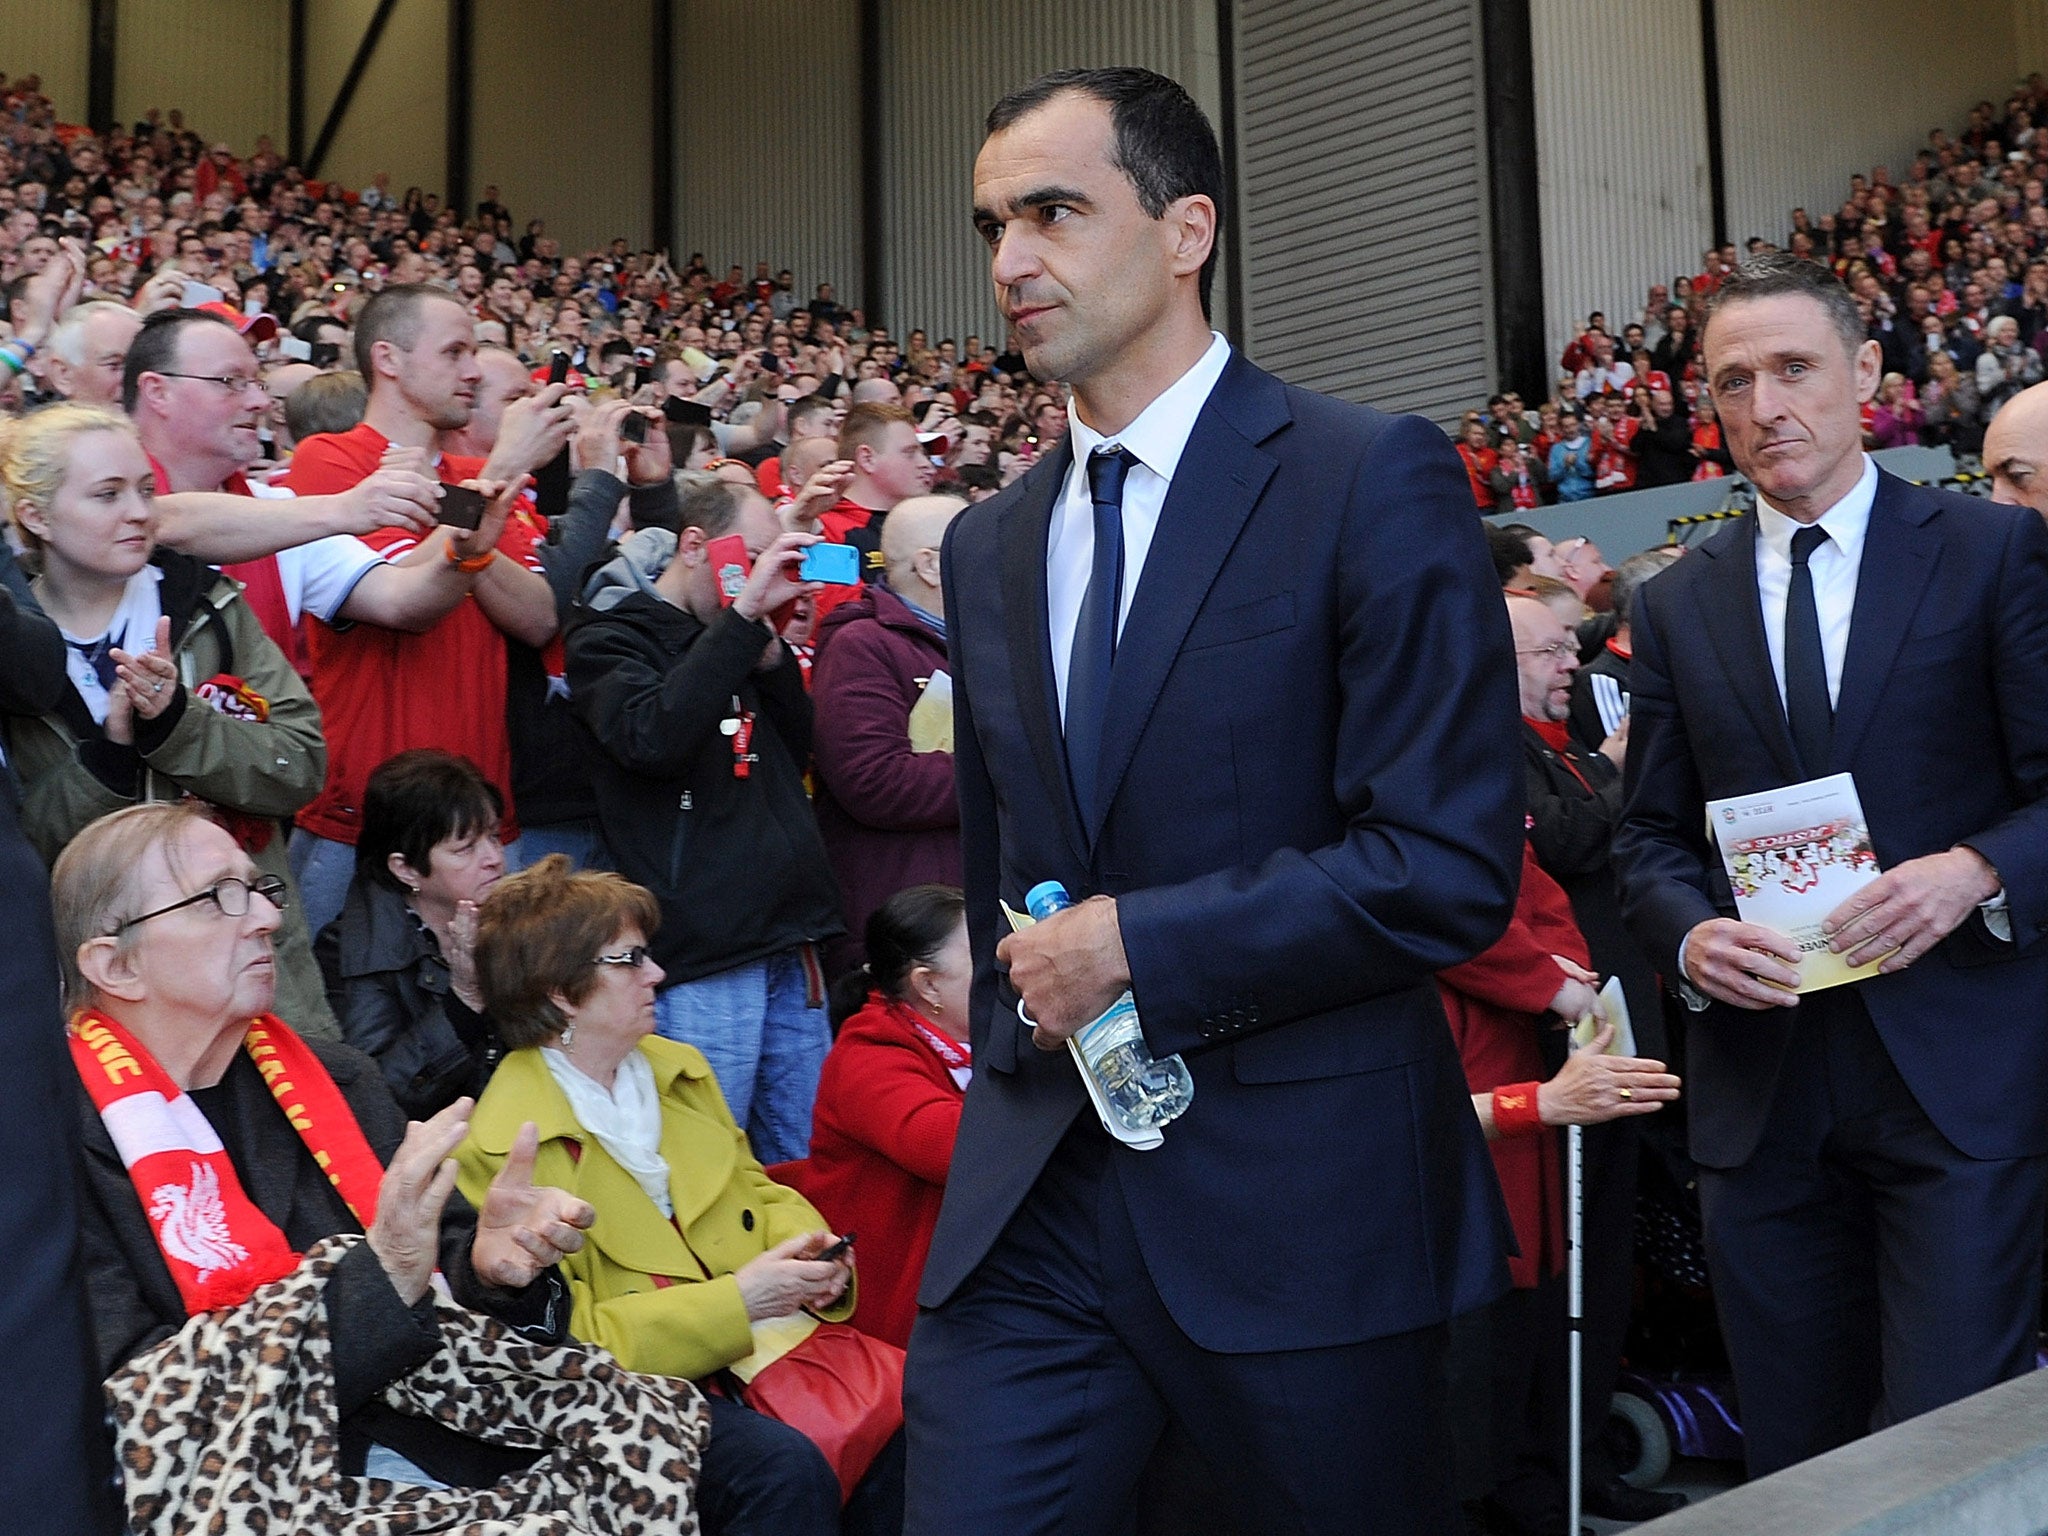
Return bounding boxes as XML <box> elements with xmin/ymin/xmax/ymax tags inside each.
<box><xmin>148</xmin><ymin>1161</ymin><xmax>248</xmax><ymax>1281</ymax></box>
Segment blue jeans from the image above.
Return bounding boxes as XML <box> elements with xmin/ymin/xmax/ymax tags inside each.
<box><xmin>505</xmin><ymin>819</ymin><xmax>613</xmax><ymax>873</ymax></box>
<box><xmin>652</xmin><ymin>948</ymin><xmax>828</xmax><ymax>1165</ymax></box>
<box><xmin>289</xmin><ymin>828</ymin><xmax>359</xmax><ymax>942</ymax></box>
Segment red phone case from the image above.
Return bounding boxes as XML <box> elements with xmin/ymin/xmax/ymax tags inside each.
<box><xmin>706</xmin><ymin>535</ymin><xmax>750</xmax><ymax>608</ymax></box>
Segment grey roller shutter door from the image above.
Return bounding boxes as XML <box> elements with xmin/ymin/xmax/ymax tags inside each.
<box><xmin>1236</xmin><ymin>0</ymin><xmax>1493</xmax><ymax>426</ymax></box>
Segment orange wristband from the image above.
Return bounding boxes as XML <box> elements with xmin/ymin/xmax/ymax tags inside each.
<box><xmin>1492</xmin><ymin>1082</ymin><xmax>1544</xmax><ymax>1137</ymax></box>
<box><xmin>445</xmin><ymin>542</ymin><xmax>495</xmax><ymax>573</ymax></box>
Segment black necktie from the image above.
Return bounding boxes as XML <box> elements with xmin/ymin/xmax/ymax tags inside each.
<box><xmin>1065</xmin><ymin>447</ymin><xmax>1135</xmax><ymax>826</ymax></box>
<box><xmin>1784</xmin><ymin>524</ymin><xmax>1833</xmax><ymax>777</ymax></box>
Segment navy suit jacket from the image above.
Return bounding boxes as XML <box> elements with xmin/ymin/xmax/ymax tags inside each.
<box><xmin>924</xmin><ymin>353</ymin><xmax>1525</xmax><ymax>1352</ymax></box>
<box><xmin>1615</xmin><ymin>472</ymin><xmax>2048</xmax><ymax>1169</ymax></box>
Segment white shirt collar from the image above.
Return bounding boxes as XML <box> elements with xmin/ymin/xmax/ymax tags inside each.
<box><xmin>1065</xmin><ymin>331</ymin><xmax>1232</xmax><ymax>480</ymax></box>
<box><xmin>1755</xmin><ymin>455</ymin><xmax>1878</xmax><ymax>566</ymax></box>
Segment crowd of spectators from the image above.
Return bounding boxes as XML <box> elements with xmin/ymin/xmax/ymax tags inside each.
<box><xmin>1454</xmin><ymin>75</ymin><xmax>2048</xmax><ymax>512</ymax></box>
<box><xmin>6</xmin><ymin>55</ymin><xmax>2048</xmax><ymax>1536</ymax></box>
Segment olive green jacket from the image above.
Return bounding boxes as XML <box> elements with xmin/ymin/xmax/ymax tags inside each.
<box><xmin>3</xmin><ymin>552</ymin><xmax>336</xmax><ymax>1038</ymax></box>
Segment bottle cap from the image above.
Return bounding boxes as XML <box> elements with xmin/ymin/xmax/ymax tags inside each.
<box><xmin>1024</xmin><ymin>880</ymin><xmax>1071</xmax><ymax>918</ymax></box>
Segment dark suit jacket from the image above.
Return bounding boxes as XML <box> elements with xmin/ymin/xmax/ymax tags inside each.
<box><xmin>0</xmin><ymin>572</ymin><xmax>117</xmax><ymax>1533</ymax></box>
<box><xmin>76</xmin><ymin>1036</ymin><xmax>562</xmax><ymax>1485</ymax></box>
<box><xmin>1614</xmin><ymin>473</ymin><xmax>2048</xmax><ymax>1168</ymax></box>
<box><xmin>924</xmin><ymin>353</ymin><xmax>1525</xmax><ymax>1352</ymax></box>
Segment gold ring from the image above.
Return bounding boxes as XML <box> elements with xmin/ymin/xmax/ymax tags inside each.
<box><xmin>1618</xmin><ymin>1087</ymin><xmax>1633</xmax><ymax>1100</ymax></box>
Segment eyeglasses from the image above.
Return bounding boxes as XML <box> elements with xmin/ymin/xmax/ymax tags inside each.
<box><xmin>154</xmin><ymin>370</ymin><xmax>265</xmax><ymax>396</ymax></box>
<box><xmin>592</xmin><ymin>946</ymin><xmax>651</xmax><ymax>970</ymax></box>
<box><xmin>1516</xmin><ymin>642</ymin><xmax>1579</xmax><ymax>663</ymax></box>
<box><xmin>112</xmin><ymin>874</ymin><xmax>289</xmax><ymax>934</ymax></box>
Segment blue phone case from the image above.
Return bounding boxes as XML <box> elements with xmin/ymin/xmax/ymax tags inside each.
<box><xmin>800</xmin><ymin>542</ymin><xmax>861</xmax><ymax>584</ymax></box>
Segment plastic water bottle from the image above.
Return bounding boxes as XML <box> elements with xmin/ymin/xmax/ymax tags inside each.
<box><xmin>1024</xmin><ymin>881</ymin><xmax>1194</xmax><ymax>1138</ymax></box>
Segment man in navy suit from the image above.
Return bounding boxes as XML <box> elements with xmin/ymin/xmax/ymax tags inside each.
<box><xmin>1615</xmin><ymin>253</ymin><xmax>2048</xmax><ymax>1478</ymax></box>
<box><xmin>0</xmin><ymin>555</ymin><xmax>118</xmax><ymax>1533</ymax></box>
<box><xmin>902</xmin><ymin>68</ymin><xmax>1525</xmax><ymax>1534</ymax></box>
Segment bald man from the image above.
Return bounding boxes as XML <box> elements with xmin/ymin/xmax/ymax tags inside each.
<box><xmin>812</xmin><ymin>492</ymin><xmax>967</xmax><ymax>972</ymax></box>
<box><xmin>1985</xmin><ymin>380</ymin><xmax>2048</xmax><ymax>518</ymax></box>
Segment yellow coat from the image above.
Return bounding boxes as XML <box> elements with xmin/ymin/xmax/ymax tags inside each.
<box><xmin>455</xmin><ymin>1036</ymin><xmax>855</xmax><ymax>1384</ymax></box>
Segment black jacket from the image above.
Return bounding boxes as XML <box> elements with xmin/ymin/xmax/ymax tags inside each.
<box><xmin>1520</xmin><ymin>722</ymin><xmax>1664</xmax><ymax>1058</ymax></box>
<box><xmin>566</xmin><ymin>586</ymin><xmax>844</xmax><ymax>982</ymax></box>
<box><xmin>316</xmin><ymin>877</ymin><xmax>506</xmax><ymax>1121</ymax></box>
<box><xmin>508</xmin><ymin>469</ymin><xmax>679</xmax><ymax>833</ymax></box>
<box><xmin>75</xmin><ymin>1038</ymin><xmax>563</xmax><ymax>1485</ymax></box>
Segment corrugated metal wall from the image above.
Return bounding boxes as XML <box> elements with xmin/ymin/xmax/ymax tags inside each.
<box><xmin>1717</xmin><ymin>0</ymin><xmax>2022</xmax><ymax>248</ymax></box>
<box><xmin>116</xmin><ymin>0</ymin><xmax>287</xmax><ymax>153</ymax></box>
<box><xmin>876</xmin><ymin>0</ymin><xmax>1220</xmax><ymax>342</ymax></box>
<box><xmin>672</xmin><ymin>0</ymin><xmax>862</xmax><ymax>308</ymax></box>
<box><xmin>0</xmin><ymin>1</ymin><xmax>89</xmax><ymax>124</ymax></box>
<box><xmin>471</xmin><ymin>0</ymin><xmax>653</xmax><ymax>253</ymax></box>
<box><xmin>1234</xmin><ymin>0</ymin><xmax>1492</xmax><ymax>425</ymax></box>
<box><xmin>1529</xmin><ymin>0</ymin><xmax>1710</xmax><ymax>374</ymax></box>
<box><xmin>305</xmin><ymin>0</ymin><xmax>447</xmax><ymax>202</ymax></box>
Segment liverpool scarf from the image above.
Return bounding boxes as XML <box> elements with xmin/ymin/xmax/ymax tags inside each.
<box><xmin>69</xmin><ymin>1010</ymin><xmax>387</xmax><ymax>1315</ymax></box>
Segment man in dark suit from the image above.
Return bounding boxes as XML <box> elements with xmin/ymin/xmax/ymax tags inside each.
<box><xmin>902</xmin><ymin>68</ymin><xmax>1525</xmax><ymax>1534</ymax></box>
<box><xmin>1615</xmin><ymin>253</ymin><xmax>2048</xmax><ymax>1478</ymax></box>
<box><xmin>0</xmin><ymin>555</ymin><xmax>118</xmax><ymax>1533</ymax></box>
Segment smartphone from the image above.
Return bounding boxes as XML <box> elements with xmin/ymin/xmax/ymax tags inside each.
<box><xmin>664</xmin><ymin>397</ymin><xmax>713</xmax><ymax>428</ymax></box>
<box><xmin>548</xmin><ymin>350</ymin><xmax>571</xmax><ymax>386</ymax></box>
<box><xmin>706</xmin><ymin>534</ymin><xmax>750</xmax><ymax>607</ymax></box>
<box><xmin>798</xmin><ymin>542</ymin><xmax>859</xmax><ymax>585</ymax></box>
<box><xmin>620</xmin><ymin>411</ymin><xmax>649</xmax><ymax>445</ymax></box>
<box><xmin>815</xmin><ymin>1233</ymin><xmax>854</xmax><ymax>1263</ymax></box>
<box><xmin>181</xmin><ymin>280</ymin><xmax>224</xmax><ymax>308</ymax></box>
<box><xmin>277</xmin><ymin>335</ymin><xmax>312</xmax><ymax>362</ymax></box>
<box><xmin>435</xmin><ymin>484</ymin><xmax>488</xmax><ymax>531</ymax></box>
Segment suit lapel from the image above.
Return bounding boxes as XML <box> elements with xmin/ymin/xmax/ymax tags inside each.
<box><xmin>1694</xmin><ymin>518</ymin><xmax>1805</xmax><ymax>785</ymax></box>
<box><xmin>1084</xmin><ymin>358</ymin><xmax>1286</xmax><ymax>846</ymax></box>
<box><xmin>1832</xmin><ymin>473</ymin><xmax>1939</xmax><ymax>768</ymax></box>
<box><xmin>997</xmin><ymin>441</ymin><xmax>1088</xmax><ymax>865</ymax></box>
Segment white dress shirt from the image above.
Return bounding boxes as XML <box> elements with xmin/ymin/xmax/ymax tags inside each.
<box><xmin>1048</xmin><ymin>331</ymin><xmax>1233</xmax><ymax>723</ymax></box>
<box><xmin>1680</xmin><ymin>455</ymin><xmax>2003</xmax><ymax>988</ymax></box>
<box><xmin>1752</xmin><ymin>454</ymin><xmax>1877</xmax><ymax>710</ymax></box>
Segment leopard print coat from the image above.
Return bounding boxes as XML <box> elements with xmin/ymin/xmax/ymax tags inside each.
<box><xmin>104</xmin><ymin>1235</ymin><xmax>709</xmax><ymax>1534</ymax></box>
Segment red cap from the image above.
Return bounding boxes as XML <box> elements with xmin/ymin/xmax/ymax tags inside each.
<box><xmin>195</xmin><ymin>301</ymin><xmax>278</xmax><ymax>343</ymax></box>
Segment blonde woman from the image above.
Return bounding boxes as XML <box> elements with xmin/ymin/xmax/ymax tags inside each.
<box><xmin>0</xmin><ymin>404</ymin><xmax>336</xmax><ymax>1035</ymax></box>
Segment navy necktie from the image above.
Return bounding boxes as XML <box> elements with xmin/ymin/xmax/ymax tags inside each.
<box><xmin>1784</xmin><ymin>524</ymin><xmax>1833</xmax><ymax>777</ymax></box>
<box><xmin>1065</xmin><ymin>447</ymin><xmax>1135</xmax><ymax>826</ymax></box>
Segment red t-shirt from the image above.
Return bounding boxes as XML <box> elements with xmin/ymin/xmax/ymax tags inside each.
<box><xmin>282</xmin><ymin>423</ymin><xmax>544</xmax><ymax>844</ymax></box>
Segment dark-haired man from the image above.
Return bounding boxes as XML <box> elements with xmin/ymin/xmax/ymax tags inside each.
<box><xmin>908</xmin><ymin>67</ymin><xmax>1521</xmax><ymax>1532</ymax></box>
<box><xmin>566</xmin><ymin>477</ymin><xmax>843</xmax><ymax>1164</ymax></box>
<box><xmin>1616</xmin><ymin>254</ymin><xmax>2048</xmax><ymax>1476</ymax></box>
<box><xmin>282</xmin><ymin>285</ymin><xmax>573</xmax><ymax>936</ymax></box>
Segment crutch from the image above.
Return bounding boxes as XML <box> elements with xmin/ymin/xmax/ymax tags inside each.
<box><xmin>1568</xmin><ymin>1119</ymin><xmax>1585</xmax><ymax>1536</ymax></box>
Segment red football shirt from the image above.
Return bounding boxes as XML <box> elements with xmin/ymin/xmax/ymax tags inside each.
<box><xmin>282</xmin><ymin>423</ymin><xmax>544</xmax><ymax>844</ymax></box>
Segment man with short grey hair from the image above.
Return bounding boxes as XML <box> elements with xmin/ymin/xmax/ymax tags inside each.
<box><xmin>43</xmin><ymin>298</ymin><xmax>139</xmax><ymax>406</ymax></box>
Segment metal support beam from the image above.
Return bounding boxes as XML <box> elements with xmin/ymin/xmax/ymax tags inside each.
<box><xmin>306</xmin><ymin>0</ymin><xmax>402</xmax><ymax>181</ymax></box>
<box><xmin>287</xmin><ymin>0</ymin><xmax>307</xmax><ymax>166</ymax></box>
<box><xmin>1480</xmin><ymin>0</ymin><xmax>1547</xmax><ymax>400</ymax></box>
<box><xmin>857</xmin><ymin>0</ymin><xmax>883</xmax><ymax>324</ymax></box>
<box><xmin>86</xmin><ymin>0</ymin><xmax>117</xmax><ymax>135</ymax></box>
<box><xmin>651</xmin><ymin>0</ymin><xmax>674</xmax><ymax>254</ymax></box>
<box><xmin>1215</xmin><ymin>0</ymin><xmax>1243</xmax><ymax>343</ymax></box>
<box><xmin>447</xmin><ymin>0</ymin><xmax>473</xmax><ymax>215</ymax></box>
<box><xmin>1700</xmin><ymin>0</ymin><xmax>1729</xmax><ymax>247</ymax></box>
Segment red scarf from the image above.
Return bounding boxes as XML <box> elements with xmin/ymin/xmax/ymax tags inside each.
<box><xmin>1526</xmin><ymin>716</ymin><xmax>1594</xmax><ymax>793</ymax></box>
<box><xmin>876</xmin><ymin>993</ymin><xmax>971</xmax><ymax>1081</ymax></box>
<box><xmin>69</xmin><ymin>1010</ymin><xmax>387</xmax><ymax>1315</ymax></box>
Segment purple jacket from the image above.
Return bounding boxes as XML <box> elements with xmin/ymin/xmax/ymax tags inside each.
<box><xmin>811</xmin><ymin>583</ymin><xmax>962</xmax><ymax>973</ymax></box>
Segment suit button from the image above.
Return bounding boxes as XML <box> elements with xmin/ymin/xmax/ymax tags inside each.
<box><xmin>742</xmin><ymin>1209</ymin><xmax>755</xmax><ymax>1231</ymax></box>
